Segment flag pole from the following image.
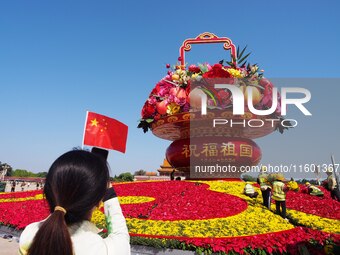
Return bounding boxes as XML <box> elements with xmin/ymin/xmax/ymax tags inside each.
<box><xmin>331</xmin><ymin>155</ymin><xmax>340</xmax><ymax>192</ymax></box>
<box><xmin>315</xmin><ymin>164</ymin><xmax>320</xmax><ymax>185</ymax></box>
<box><xmin>82</xmin><ymin>111</ymin><xmax>89</xmax><ymax>150</ymax></box>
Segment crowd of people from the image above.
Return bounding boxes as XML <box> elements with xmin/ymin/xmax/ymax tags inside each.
<box><xmin>8</xmin><ymin>180</ymin><xmax>44</xmax><ymax>192</ymax></box>
<box><xmin>243</xmin><ymin>166</ymin><xmax>340</xmax><ymax>220</ymax></box>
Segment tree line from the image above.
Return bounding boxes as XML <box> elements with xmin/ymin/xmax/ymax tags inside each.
<box><xmin>0</xmin><ymin>161</ymin><xmax>47</xmax><ymax>178</ymax></box>
<box><xmin>2</xmin><ymin>160</ymin><xmax>149</xmax><ymax>181</ymax></box>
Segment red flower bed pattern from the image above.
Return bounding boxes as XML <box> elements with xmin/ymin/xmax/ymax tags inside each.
<box><xmin>1</xmin><ymin>181</ymin><xmax>339</xmax><ymax>254</ymax></box>
<box><xmin>252</xmin><ymin>183</ymin><xmax>340</xmax><ymax>220</ymax></box>
<box><xmin>0</xmin><ymin>199</ymin><xmax>49</xmax><ymax>229</ymax></box>
<box><xmin>0</xmin><ymin>190</ymin><xmax>41</xmax><ymax>199</ymax></box>
<box><xmin>114</xmin><ymin>181</ymin><xmax>248</xmax><ymax>220</ymax></box>
<box><xmin>286</xmin><ymin>186</ymin><xmax>340</xmax><ymax>220</ymax></box>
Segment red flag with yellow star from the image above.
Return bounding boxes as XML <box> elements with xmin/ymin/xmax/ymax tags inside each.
<box><xmin>83</xmin><ymin>111</ymin><xmax>128</xmax><ymax>153</ymax></box>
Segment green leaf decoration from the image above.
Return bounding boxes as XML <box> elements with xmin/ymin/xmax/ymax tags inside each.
<box><xmin>238</xmin><ymin>45</ymin><xmax>247</xmax><ymax>60</ymax></box>
<box><xmin>201</xmin><ymin>87</ymin><xmax>217</xmax><ymax>106</ymax></box>
<box><xmin>145</xmin><ymin>118</ymin><xmax>154</xmax><ymax>123</ymax></box>
<box><xmin>238</xmin><ymin>52</ymin><xmax>251</xmax><ymax>66</ymax></box>
<box><xmin>275</xmin><ymin>117</ymin><xmax>293</xmax><ymax>134</ymax></box>
<box><xmin>137</xmin><ymin>120</ymin><xmax>151</xmax><ymax>133</ymax></box>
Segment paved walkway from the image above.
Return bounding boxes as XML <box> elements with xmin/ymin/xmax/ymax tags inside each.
<box><xmin>0</xmin><ymin>237</ymin><xmax>19</xmax><ymax>255</ymax></box>
<box><xmin>0</xmin><ymin>230</ymin><xmax>196</xmax><ymax>255</ymax></box>
<box><xmin>0</xmin><ymin>236</ymin><xmax>196</xmax><ymax>255</ymax></box>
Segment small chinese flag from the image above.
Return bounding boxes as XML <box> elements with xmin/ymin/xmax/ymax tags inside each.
<box><xmin>83</xmin><ymin>111</ymin><xmax>128</xmax><ymax>153</ymax></box>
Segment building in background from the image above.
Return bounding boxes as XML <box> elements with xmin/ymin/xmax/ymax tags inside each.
<box><xmin>157</xmin><ymin>159</ymin><xmax>184</xmax><ymax>178</ymax></box>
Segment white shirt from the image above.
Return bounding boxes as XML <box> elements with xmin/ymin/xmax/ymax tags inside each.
<box><xmin>19</xmin><ymin>197</ymin><xmax>131</xmax><ymax>255</ymax></box>
<box><xmin>244</xmin><ymin>184</ymin><xmax>255</xmax><ymax>194</ymax></box>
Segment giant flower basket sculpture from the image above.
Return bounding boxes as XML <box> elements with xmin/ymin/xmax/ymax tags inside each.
<box><xmin>139</xmin><ymin>32</ymin><xmax>291</xmax><ymax>178</ymax></box>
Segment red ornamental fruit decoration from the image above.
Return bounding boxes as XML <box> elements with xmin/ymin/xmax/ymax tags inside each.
<box><xmin>138</xmin><ymin>32</ymin><xmax>292</xmax><ymax>178</ymax></box>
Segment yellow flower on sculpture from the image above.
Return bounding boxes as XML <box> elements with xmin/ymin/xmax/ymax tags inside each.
<box><xmin>167</xmin><ymin>103</ymin><xmax>181</xmax><ymax>115</ymax></box>
<box><xmin>227</xmin><ymin>68</ymin><xmax>243</xmax><ymax>78</ymax></box>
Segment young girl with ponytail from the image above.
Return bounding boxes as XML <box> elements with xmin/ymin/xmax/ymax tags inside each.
<box><xmin>19</xmin><ymin>150</ymin><xmax>130</xmax><ymax>255</ymax></box>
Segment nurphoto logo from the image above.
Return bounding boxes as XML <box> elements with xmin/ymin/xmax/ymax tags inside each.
<box><xmin>195</xmin><ymin>83</ymin><xmax>312</xmax><ymax>128</ymax></box>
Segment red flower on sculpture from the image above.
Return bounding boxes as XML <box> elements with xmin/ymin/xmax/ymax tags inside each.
<box><xmin>141</xmin><ymin>101</ymin><xmax>156</xmax><ymax>119</ymax></box>
<box><xmin>188</xmin><ymin>65</ymin><xmax>201</xmax><ymax>73</ymax></box>
<box><xmin>202</xmin><ymin>64</ymin><xmax>232</xmax><ymax>78</ymax></box>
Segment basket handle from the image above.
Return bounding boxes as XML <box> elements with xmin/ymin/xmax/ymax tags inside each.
<box><xmin>179</xmin><ymin>32</ymin><xmax>237</xmax><ymax>67</ymax></box>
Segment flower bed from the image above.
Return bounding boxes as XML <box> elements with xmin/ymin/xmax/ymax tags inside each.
<box><xmin>114</xmin><ymin>181</ymin><xmax>248</xmax><ymax>220</ymax></box>
<box><xmin>0</xmin><ymin>196</ymin><xmax>49</xmax><ymax>229</ymax></box>
<box><xmin>0</xmin><ymin>180</ymin><xmax>339</xmax><ymax>254</ymax></box>
<box><xmin>286</xmin><ymin>185</ymin><xmax>340</xmax><ymax>220</ymax></box>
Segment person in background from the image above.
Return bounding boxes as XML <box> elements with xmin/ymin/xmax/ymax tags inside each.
<box><xmin>326</xmin><ymin>169</ymin><xmax>340</xmax><ymax>202</ymax></box>
<box><xmin>11</xmin><ymin>180</ymin><xmax>16</xmax><ymax>192</ymax></box>
<box><xmin>244</xmin><ymin>182</ymin><xmax>259</xmax><ymax>198</ymax></box>
<box><xmin>21</xmin><ymin>181</ymin><xmax>26</xmax><ymax>191</ymax></box>
<box><xmin>257</xmin><ymin>166</ymin><xmax>271</xmax><ymax>209</ymax></box>
<box><xmin>19</xmin><ymin>150</ymin><xmax>130</xmax><ymax>255</ymax></box>
<box><xmin>272</xmin><ymin>174</ymin><xmax>289</xmax><ymax>220</ymax></box>
<box><xmin>305</xmin><ymin>182</ymin><xmax>324</xmax><ymax>197</ymax></box>
<box><xmin>170</xmin><ymin>169</ymin><xmax>175</xmax><ymax>181</ymax></box>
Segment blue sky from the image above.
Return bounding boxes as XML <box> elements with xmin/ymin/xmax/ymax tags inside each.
<box><xmin>0</xmin><ymin>0</ymin><xmax>339</xmax><ymax>179</ymax></box>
